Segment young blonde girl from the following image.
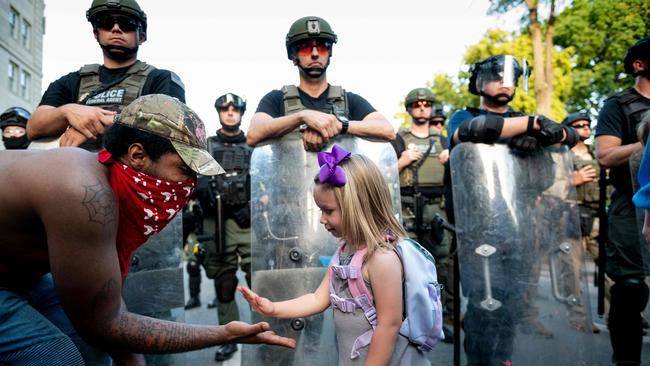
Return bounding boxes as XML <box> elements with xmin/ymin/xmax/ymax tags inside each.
<box><xmin>239</xmin><ymin>145</ymin><xmax>431</xmax><ymax>366</ymax></box>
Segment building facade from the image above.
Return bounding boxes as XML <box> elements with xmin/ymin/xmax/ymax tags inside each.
<box><xmin>1</xmin><ymin>0</ymin><xmax>44</xmax><ymax>114</ymax></box>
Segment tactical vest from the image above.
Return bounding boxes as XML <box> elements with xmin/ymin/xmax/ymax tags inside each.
<box><xmin>207</xmin><ymin>136</ymin><xmax>252</xmax><ymax>206</ymax></box>
<box><xmin>398</xmin><ymin>128</ymin><xmax>445</xmax><ymax>188</ymax></box>
<box><xmin>76</xmin><ymin>60</ymin><xmax>154</xmax><ymax>151</ymax></box>
<box><xmin>571</xmin><ymin>146</ymin><xmax>600</xmax><ymax>206</ymax></box>
<box><xmin>281</xmin><ymin>84</ymin><xmax>349</xmax><ymax>118</ymax></box>
<box><xmin>605</xmin><ymin>89</ymin><xmax>650</xmax><ymax>196</ymax></box>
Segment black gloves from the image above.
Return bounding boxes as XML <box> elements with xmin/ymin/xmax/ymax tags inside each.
<box><xmin>535</xmin><ymin>115</ymin><xmax>565</xmax><ymax>146</ymax></box>
<box><xmin>562</xmin><ymin>125</ymin><xmax>580</xmax><ymax>148</ymax></box>
<box><xmin>508</xmin><ymin>134</ymin><xmax>538</xmax><ymax>154</ymax></box>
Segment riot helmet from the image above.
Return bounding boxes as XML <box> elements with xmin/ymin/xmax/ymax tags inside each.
<box><xmin>215</xmin><ymin>93</ymin><xmax>246</xmax><ymax>133</ymax></box>
<box><xmin>87</xmin><ymin>0</ymin><xmax>147</xmax><ymax>60</ymax></box>
<box><xmin>469</xmin><ymin>55</ymin><xmax>529</xmax><ymax>106</ymax></box>
<box><xmin>1</xmin><ymin>107</ymin><xmax>30</xmax><ymax>150</ymax></box>
<box><xmin>431</xmin><ymin>105</ymin><xmax>446</xmax><ymax>126</ymax></box>
<box><xmin>562</xmin><ymin>112</ymin><xmax>591</xmax><ymax>126</ymax></box>
<box><xmin>405</xmin><ymin>88</ymin><xmax>436</xmax><ymax>125</ymax></box>
<box><xmin>624</xmin><ymin>37</ymin><xmax>650</xmax><ymax>76</ymax></box>
<box><xmin>286</xmin><ymin>16</ymin><xmax>337</xmax><ymax>60</ymax></box>
<box><xmin>404</xmin><ymin>88</ymin><xmax>436</xmax><ymax>109</ymax></box>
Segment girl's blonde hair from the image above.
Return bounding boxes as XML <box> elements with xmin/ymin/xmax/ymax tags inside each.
<box><xmin>315</xmin><ymin>153</ymin><xmax>406</xmax><ymax>257</ymax></box>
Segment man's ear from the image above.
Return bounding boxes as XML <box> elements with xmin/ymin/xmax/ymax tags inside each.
<box><xmin>93</xmin><ymin>29</ymin><xmax>99</xmax><ymax>42</ymax></box>
<box><xmin>633</xmin><ymin>59</ymin><xmax>648</xmax><ymax>74</ymax></box>
<box><xmin>138</xmin><ymin>30</ymin><xmax>146</xmax><ymax>44</ymax></box>
<box><xmin>125</xmin><ymin>143</ymin><xmax>150</xmax><ymax>170</ymax></box>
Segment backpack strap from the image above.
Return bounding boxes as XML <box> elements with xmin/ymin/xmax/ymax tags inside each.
<box><xmin>328</xmin><ymin>245</ymin><xmax>378</xmax><ymax>359</ymax></box>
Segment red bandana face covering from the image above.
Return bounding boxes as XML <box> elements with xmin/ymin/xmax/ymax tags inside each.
<box><xmin>98</xmin><ymin>150</ymin><xmax>195</xmax><ymax>276</ymax></box>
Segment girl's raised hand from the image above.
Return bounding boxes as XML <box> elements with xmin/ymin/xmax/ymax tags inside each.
<box><xmin>238</xmin><ymin>285</ymin><xmax>276</xmax><ymax>317</ymax></box>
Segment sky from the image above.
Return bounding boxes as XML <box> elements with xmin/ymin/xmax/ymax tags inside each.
<box><xmin>41</xmin><ymin>0</ymin><xmax>520</xmax><ymax>133</ymax></box>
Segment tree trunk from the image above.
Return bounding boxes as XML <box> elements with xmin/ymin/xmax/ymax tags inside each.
<box><xmin>543</xmin><ymin>0</ymin><xmax>556</xmax><ymax>117</ymax></box>
<box><xmin>526</xmin><ymin>0</ymin><xmax>552</xmax><ymax>116</ymax></box>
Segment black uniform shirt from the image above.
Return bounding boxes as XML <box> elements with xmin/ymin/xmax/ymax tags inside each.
<box><xmin>39</xmin><ymin>63</ymin><xmax>185</xmax><ymax>107</ymax></box>
<box><xmin>255</xmin><ymin>86</ymin><xmax>375</xmax><ymax>121</ymax></box>
<box><xmin>596</xmin><ymin>89</ymin><xmax>650</xmax><ymax>197</ymax></box>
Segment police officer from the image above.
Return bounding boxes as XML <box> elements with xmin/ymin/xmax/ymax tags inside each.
<box><xmin>192</xmin><ymin>93</ymin><xmax>253</xmax><ymax>362</ymax></box>
<box><xmin>0</xmin><ymin>107</ymin><xmax>31</xmax><ymax>150</ymax></box>
<box><xmin>391</xmin><ymin>87</ymin><xmax>454</xmax><ymax>342</ymax></box>
<box><xmin>595</xmin><ymin>36</ymin><xmax>650</xmax><ymax>365</ymax></box>
<box><xmin>247</xmin><ymin>16</ymin><xmax>394</xmax><ymax>149</ymax></box>
<box><xmin>27</xmin><ymin>0</ymin><xmax>185</xmax><ymax>151</ymax></box>
<box><xmin>448</xmin><ymin>54</ymin><xmax>578</xmax><ymax>364</ymax></box>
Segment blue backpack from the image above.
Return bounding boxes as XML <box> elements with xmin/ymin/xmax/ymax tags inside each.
<box><xmin>329</xmin><ymin>238</ymin><xmax>444</xmax><ymax>359</ymax></box>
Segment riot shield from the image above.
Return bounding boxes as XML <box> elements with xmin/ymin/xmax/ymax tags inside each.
<box><xmin>243</xmin><ymin>132</ymin><xmax>400</xmax><ymax>366</ymax></box>
<box><xmin>450</xmin><ymin>143</ymin><xmax>597</xmax><ymax>365</ymax></box>
<box><xmin>123</xmin><ymin>215</ymin><xmax>186</xmax><ymax>366</ymax></box>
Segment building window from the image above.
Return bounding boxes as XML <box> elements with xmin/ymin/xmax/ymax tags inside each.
<box><xmin>9</xmin><ymin>7</ymin><xmax>19</xmax><ymax>39</ymax></box>
<box><xmin>8</xmin><ymin>62</ymin><xmax>18</xmax><ymax>93</ymax></box>
<box><xmin>20</xmin><ymin>70</ymin><xmax>30</xmax><ymax>99</ymax></box>
<box><xmin>21</xmin><ymin>19</ymin><xmax>31</xmax><ymax>49</ymax></box>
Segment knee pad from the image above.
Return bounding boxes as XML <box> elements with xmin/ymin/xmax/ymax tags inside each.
<box><xmin>215</xmin><ymin>270</ymin><xmax>239</xmax><ymax>303</ymax></box>
<box><xmin>457</xmin><ymin>114</ymin><xmax>504</xmax><ymax>143</ymax></box>
<box><xmin>614</xmin><ymin>278</ymin><xmax>649</xmax><ymax>312</ymax></box>
<box><xmin>186</xmin><ymin>258</ymin><xmax>201</xmax><ymax>276</ymax></box>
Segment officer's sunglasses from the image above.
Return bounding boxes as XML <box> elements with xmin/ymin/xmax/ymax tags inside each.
<box><xmin>295</xmin><ymin>40</ymin><xmax>332</xmax><ymax>57</ymax></box>
<box><xmin>430</xmin><ymin>120</ymin><xmax>444</xmax><ymax>126</ymax></box>
<box><xmin>410</xmin><ymin>100</ymin><xmax>433</xmax><ymax>109</ymax></box>
<box><xmin>571</xmin><ymin>123</ymin><xmax>591</xmax><ymax>129</ymax></box>
<box><xmin>94</xmin><ymin>15</ymin><xmax>139</xmax><ymax>32</ymax></box>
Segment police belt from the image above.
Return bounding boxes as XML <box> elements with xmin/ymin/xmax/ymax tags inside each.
<box><xmin>400</xmin><ymin>186</ymin><xmax>444</xmax><ymax>201</ymax></box>
<box><xmin>401</xmin><ymin>190</ymin><xmax>443</xmax><ymax>205</ymax></box>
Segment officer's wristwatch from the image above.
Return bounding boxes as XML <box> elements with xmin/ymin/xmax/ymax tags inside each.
<box><xmin>336</xmin><ymin>115</ymin><xmax>349</xmax><ymax>135</ymax></box>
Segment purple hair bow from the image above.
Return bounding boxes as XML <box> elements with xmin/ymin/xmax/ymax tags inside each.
<box><xmin>317</xmin><ymin>145</ymin><xmax>351</xmax><ymax>187</ymax></box>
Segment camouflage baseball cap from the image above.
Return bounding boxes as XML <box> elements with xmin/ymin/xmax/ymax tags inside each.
<box><xmin>116</xmin><ymin>94</ymin><xmax>224</xmax><ymax>176</ymax></box>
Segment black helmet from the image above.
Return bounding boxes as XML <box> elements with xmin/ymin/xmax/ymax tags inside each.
<box><xmin>404</xmin><ymin>88</ymin><xmax>436</xmax><ymax>109</ymax></box>
<box><xmin>87</xmin><ymin>0</ymin><xmax>147</xmax><ymax>34</ymax></box>
<box><xmin>432</xmin><ymin>105</ymin><xmax>446</xmax><ymax>121</ymax></box>
<box><xmin>214</xmin><ymin>93</ymin><xmax>246</xmax><ymax>115</ymax></box>
<box><xmin>469</xmin><ymin>55</ymin><xmax>528</xmax><ymax>95</ymax></box>
<box><xmin>0</xmin><ymin>106</ymin><xmax>30</xmax><ymax>129</ymax></box>
<box><xmin>624</xmin><ymin>37</ymin><xmax>650</xmax><ymax>75</ymax></box>
<box><xmin>562</xmin><ymin>112</ymin><xmax>591</xmax><ymax>126</ymax></box>
<box><xmin>285</xmin><ymin>16</ymin><xmax>337</xmax><ymax>60</ymax></box>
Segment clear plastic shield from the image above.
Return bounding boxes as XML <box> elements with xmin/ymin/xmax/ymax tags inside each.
<box><xmin>450</xmin><ymin>143</ymin><xmax>597</xmax><ymax>365</ymax></box>
<box><xmin>242</xmin><ymin>132</ymin><xmax>400</xmax><ymax>366</ymax></box>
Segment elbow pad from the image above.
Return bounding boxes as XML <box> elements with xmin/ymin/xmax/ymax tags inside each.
<box><xmin>457</xmin><ymin>115</ymin><xmax>504</xmax><ymax>143</ymax></box>
<box><xmin>562</xmin><ymin>125</ymin><xmax>580</xmax><ymax>148</ymax></box>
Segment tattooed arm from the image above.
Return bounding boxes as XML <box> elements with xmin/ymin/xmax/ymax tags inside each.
<box><xmin>38</xmin><ymin>163</ymin><xmax>295</xmax><ymax>356</ymax></box>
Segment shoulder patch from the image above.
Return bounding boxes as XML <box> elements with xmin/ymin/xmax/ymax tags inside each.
<box><xmin>170</xmin><ymin>72</ymin><xmax>185</xmax><ymax>90</ymax></box>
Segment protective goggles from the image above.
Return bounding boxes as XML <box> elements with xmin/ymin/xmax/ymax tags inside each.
<box><xmin>93</xmin><ymin>14</ymin><xmax>139</xmax><ymax>32</ymax></box>
<box><xmin>215</xmin><ymin>93</ymin><xmax>245</xmax><ymax>110</ymax></box>
<box><xmin>571</xmin><ymin>122</ymin><xmax>591</xmax><ymax>129</ymax></box>
<box><xmin>430</xmin><ymin>119</ymin><xmax>445</xmax><ymax>126</ymax></box>
<box><xmin>409</xmin><ymin>100</ymin><xmax>433</xmax><ymax>109</ymax></box>
<box><xmin>0</xmin><ymin>107</ymin><xmax>30</xmax><ymax>122</ymax></box>
<box><xmin>294</xmin><ymin>40</ymin><xmax>332</xmax><ymax>57</ymax></box>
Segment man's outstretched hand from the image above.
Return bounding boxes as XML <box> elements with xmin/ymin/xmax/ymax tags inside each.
<box><xmin>221</xmin><ymin>321</ymin><xmax>296</xmax><ymax>349</ymax></box>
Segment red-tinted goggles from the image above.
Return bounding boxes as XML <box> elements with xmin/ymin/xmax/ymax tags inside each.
<box><xmin>409</xmin><ymin>100</ymin><xmax>433</xmax><ymax>109</ymax></box>
<box><xmin>295</xmin><ymin>40</ymin><xmax>332</xmax><ymax>57</ymax></box>
<box><xmin>94</xmin><ymin>15</ymin><xmax>139</xmax><ymax>32</ymax></box>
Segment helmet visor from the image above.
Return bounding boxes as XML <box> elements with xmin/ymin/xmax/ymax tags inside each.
<box><xmin>215</xmin><ymin>94</ymin><xmax>245</xmax><ymax>111</ymax></box>
<box><xmin>476</xmin><ymin>55</ymin><xmax>529</xmax><ymax>94</ymax></box>
<box><xmin>1</xmin><ymin>107</ymin><xmax>30</xmax><ymax>122</ymax></box>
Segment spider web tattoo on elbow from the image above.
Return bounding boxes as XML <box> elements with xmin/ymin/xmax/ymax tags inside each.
<box><xmin>82</xmin><ymin>182</ymin><xmax>117</xmax><ymax>226</ymax></box>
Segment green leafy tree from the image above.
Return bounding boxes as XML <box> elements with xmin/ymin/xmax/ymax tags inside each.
<box><xmin>489</xmin><ymin>0</ymin><xmax>558</xmax><ymax>116</ymax></box>
<box><xmin>554</xmin><ymin>0</ymin><xmax>650</xmax><ymax>113</ymax></box>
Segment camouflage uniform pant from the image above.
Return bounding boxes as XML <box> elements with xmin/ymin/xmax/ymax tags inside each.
<box><xmin>401</xmin><ymin>195</ymin><xmax>454</xmax><ymax>324</ymax></box>
<box><xmin>203</xmin><ymin>218</ymin><xmax>251</xmax><ymax>325</ymax></box>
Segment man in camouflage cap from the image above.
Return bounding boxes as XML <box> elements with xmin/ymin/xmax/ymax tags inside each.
<box><xmin>0</xmin><ymin>94</ymin><xmax>294</xmax><ymax>365</ymax></box>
